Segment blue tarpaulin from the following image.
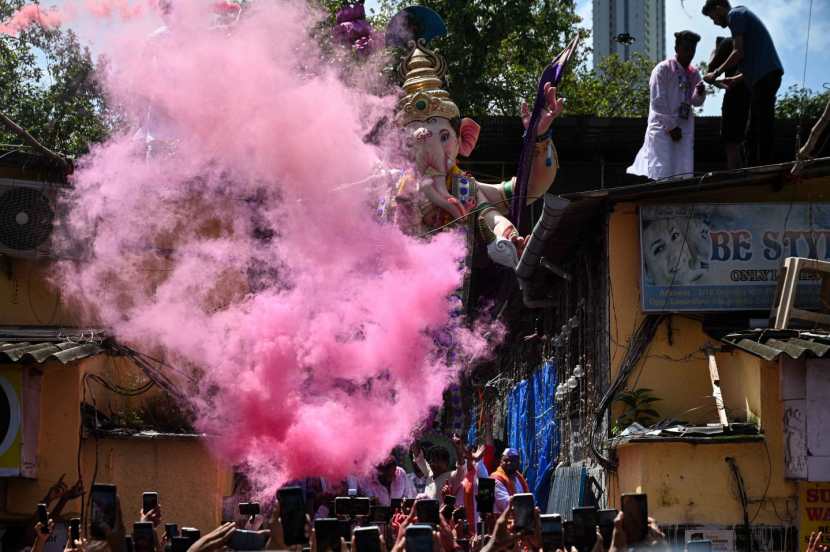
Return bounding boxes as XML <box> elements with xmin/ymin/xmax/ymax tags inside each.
<box><xmin>506</xmin><ymin>362</ymin><xmax>559</xmax><ymax>505</ymax></box>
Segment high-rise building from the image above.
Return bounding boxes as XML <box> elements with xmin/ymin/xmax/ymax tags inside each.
<box><xmin>592</xmin><ymin>0</ymin><xmax>666</xmax><ymax>66</ymax></box>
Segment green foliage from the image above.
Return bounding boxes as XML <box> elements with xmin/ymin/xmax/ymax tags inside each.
<box><xmin>0</xmin><ymin>0</ymin><xmax>110</xmax><ymax>157</ymax></box>
<box><xmin>777</xmin><ymin>84</ymin><xmax>830</xmax><ymax>121</ymax></box>
<box><xmin>612</xmin><ymin>388</ymin><xmax>662</xmax><ymax>434</ymax></box>
<box><xmin>372</xmin><ymin>0</ymin><xmax>586</xmax><ymax>117</ymax></box>
<box><xmin>561</xmin><ymin>53</ymin><xmax>653</xmax><ymax>117</ymax></box>
<box><xmin>321</xmin><ymin>1</ymin><xmax>654</xmax><ymax>119</ymax></box>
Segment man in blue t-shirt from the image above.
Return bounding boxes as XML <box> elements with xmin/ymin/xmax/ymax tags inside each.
<box><xmin>702</xmin><ymin>0</ymin><xmax>783</xmax><ymax>166</ymax></box>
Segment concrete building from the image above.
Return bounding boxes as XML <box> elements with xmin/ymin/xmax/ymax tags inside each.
<box><xmin>593</xmin><ymin>0</ymin><xmax>666</xmax><ymax>65</ymax></box>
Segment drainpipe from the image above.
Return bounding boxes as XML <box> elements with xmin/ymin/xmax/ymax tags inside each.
<box><xmin>515</xmin><ymin>193</ymin><xmax>572</xmax><ymax>308</ymax></box>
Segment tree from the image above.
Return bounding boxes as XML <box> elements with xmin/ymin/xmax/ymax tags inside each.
<box><xmin>560</xmin><ymin>53</ymin><xmax>653</xmax><ymax>117</ymax></box>
<box><xmin>777</xmin><ymin>84</ymin><xmax>830</xmax><ymax>122</ymax></box>
<box><xmin>0</xmin><ymin>0</ymin><xmax>109</xmax><ymax>158</ymax></box>
<box><xmin>372</xmin><ymin>0</ymin><xmax>586</xmax><ymax>117</ymax></box>
<box><xmin>319</xmin><ymin>0</ymin><xmax>655</xmax><ymax>119</ymax></box>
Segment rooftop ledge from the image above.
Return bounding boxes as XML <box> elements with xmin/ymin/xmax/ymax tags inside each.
<box><xmin>615</xmin><ymin>434</ymin><xmax>765</xmax><ymax>446</ymax></box>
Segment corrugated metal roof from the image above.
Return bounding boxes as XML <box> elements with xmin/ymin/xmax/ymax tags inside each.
<box><xmin>721</xmin><ymin>329</ymin><xmax>830</xmax><ymax>361</ymax></box>
<box><xmin>0</xmin><ymin>340</ymin><xmax>104</xmax><ymax>364</ymax></box>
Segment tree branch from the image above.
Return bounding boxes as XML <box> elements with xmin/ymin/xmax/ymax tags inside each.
<box><xmin>798</xmin><ymin>96</ymin><xmax>830</xmax><ymax>161</ymax></box>
<box><xmin>0</xmin><ymin>109</ymin><xmax>73</xmax><ymax>174</ymax></box>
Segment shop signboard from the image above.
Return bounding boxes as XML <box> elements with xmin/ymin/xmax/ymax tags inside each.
<box><xmin>640</xmin><ymin>204</ymin><xmax>830</xmax><ymax>312</ymax></box>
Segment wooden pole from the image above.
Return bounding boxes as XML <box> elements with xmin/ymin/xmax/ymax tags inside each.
<box><xmin>706</xmin><ymin>347</ymin><xmax>729</xmax><ymax>429</ymax></box>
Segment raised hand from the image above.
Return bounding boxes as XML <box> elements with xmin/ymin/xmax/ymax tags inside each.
<box><xmin>522</xmin><ymin>83</ymin><xmax>565</xmax><ymax>138</ymax></box>
<box><xmin>188</xmin><ymin>522</ymin><xmax>235</xmax><ymax>552</ymax></box>
<box><xmin>808</xmin><ymin>531</ymin><xmax>829</xmax><ymax>552</ymax></box>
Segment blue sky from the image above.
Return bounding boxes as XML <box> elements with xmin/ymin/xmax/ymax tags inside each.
<box><xmin>365</xmin><ymin>0</ymin><xmax>830</xmax><ymax>116</ymax></box>
<box><xmin>42</xmin><ymin>0</ymin><xmax>830</xmax><ymax>117</ymax></box>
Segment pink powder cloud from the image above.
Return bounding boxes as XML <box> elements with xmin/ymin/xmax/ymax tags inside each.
<box><xmin>54</xmin><ymin>0</ymin><xmax>501</xmax><ymax>489</ymax></box>
<box><xmin>0</xmin><ymin>4</ymin><xmax>63</xmax><ymax>35</ymax></box>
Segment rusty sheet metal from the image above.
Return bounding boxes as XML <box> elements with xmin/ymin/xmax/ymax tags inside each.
<box><xmin>0</xmin><ymin>340</ymin><xmax>103</xmax><ymax>364</ymax></box>
<box><xmin>721</xmin><ymin>329</ymin><xmax>830</xmax><ymax>361</ymax></box>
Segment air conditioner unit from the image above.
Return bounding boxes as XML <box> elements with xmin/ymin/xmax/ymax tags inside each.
<box><xmin>0</xmin><ymin>365</ymin><xmax>40</xmax><ymax>478</ymax></box>
<box><xmin>0</xmin><ymin>178</ymin><xmax>58</xmax><ymax>258</ymax></box>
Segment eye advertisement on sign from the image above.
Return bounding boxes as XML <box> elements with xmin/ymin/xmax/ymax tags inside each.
<box><xmin>640</xmin><ymin>204</ymin><xmax>830</xmax><ymax>312</ymax></box>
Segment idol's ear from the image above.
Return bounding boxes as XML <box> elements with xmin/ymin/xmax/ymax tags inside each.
<box><xmin>458</xmin><ymin>118</ymin><xmax>481</xmax><ymax>157</ymax></box>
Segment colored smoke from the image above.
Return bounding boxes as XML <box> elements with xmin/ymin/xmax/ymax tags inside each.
<box><xmin>52</xmin><ymin>0</ymin><xmax>501</xmax><ymax>488</ymax></box>
<box><xmin>0</xmin><ymin>4</ymin><xmax>62</xmax><ymax>35</ymax></box>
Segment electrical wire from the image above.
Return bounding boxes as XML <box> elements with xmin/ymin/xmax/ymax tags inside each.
<box><xmin>590</xmin><ymin>314</ymin><xmax>665</xmax><ymax>469</ymax></box>
<box><xmin>796</xmin><ymin>0</ymin><xmax>815</xmax><ymax>155</ymax></box>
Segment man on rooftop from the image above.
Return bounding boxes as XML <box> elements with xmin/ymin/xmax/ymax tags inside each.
<box><xmin>702</xmin><ymin>0</ymin><xmax>784</xmax><ymax>166</ymax></box>
<box><xmin>628</xmin><ymin>31</ymin><xmax>707</xmax><ymax>181</ymax></box>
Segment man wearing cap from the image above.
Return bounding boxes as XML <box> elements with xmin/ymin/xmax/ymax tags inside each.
<box><xmin>491</xmin><ymin>448</ymin><xmax>530</xmax><ymax>514</ymax></box>
<box><xmin>628</xmin><ymin>31</ymin><xmax>707</xmax><ymax>181</ymax></box>
<box><xmin>702</xmin><ymin>0</ymin><xmax>783</xmax><ymax>166</ymax></box>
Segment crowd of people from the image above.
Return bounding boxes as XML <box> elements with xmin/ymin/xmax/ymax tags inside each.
<box><xmin>628</xmin><ymin>0</ymin><xmax>785</xmax><ymax>181</ymax></box>
<box><xmin>20</xmin><ymin>434</ymin><xmax>830</xmax><ymax>552</ymax></box>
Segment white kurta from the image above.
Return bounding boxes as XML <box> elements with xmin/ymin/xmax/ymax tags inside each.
<box><xmin>627</xmin><ymin>57</ymin><xmax>706</xmax><ymax>180</ymax></box>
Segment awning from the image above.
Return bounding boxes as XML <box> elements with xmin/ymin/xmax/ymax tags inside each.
<box><xmin>0</xmin><ymin>340</ymin><xmax>104</xmax><ymax>364</ymax></box>
<box><xmin>721</xmin><ymin>329</ymin><xmax>830</xmax><ymax>361</ymax></box>
<box><xmin>0</xmin><ymin>328</ymin><xmax>107</xmax><ymax>364</ymax></box>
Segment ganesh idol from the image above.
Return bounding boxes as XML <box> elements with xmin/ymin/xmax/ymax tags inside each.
<box><xmin>384</xmin><ymin>14</ymin><xmax>564</xmax><ymax>268</ymax></box>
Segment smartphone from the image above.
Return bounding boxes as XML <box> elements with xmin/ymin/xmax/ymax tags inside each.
<box><xmin>353</xmin><ymin>497</ymin><xmax>371</xmax><ymax>517</ymax></box>
<box><xmin>278</xmin><ymin>486</ymin><xmax>308</xmax><ymax>546</ymax></box>
<box><xmin>239</xmin><ymin>502</ymin><xmax>261</xmax><ymax>517</ymax></box>
<box><xmin>370</xmin><ymin>505</ymin><xmax>392</xmax><ymax>523</ymax></box>
<box><xmin>443</xmin><ymin>495</ymin><xmax>456</xmax><ymax>508</ymax></box>
<box><xmin>405</xmin><ymin>524</ymin><xmax>435</xmax><ymax>552</ymax></box>
<box><xmin>564</xmin><ymin>520</ymin><xmax>577</xmax><ymax>550</ymax></box>
<box><xmin>335</xmin><ymin>497</ymin><xmax>352</xmax><ymax>517</ymax></box>
<box><xmin>339</xmin><ymin>519</ymin><xmax>352</xmax><ymax>542</ymax></box>
<box><xmin>402</xmin><ymin>498</ymin><xmax>415</xmax><ymax>515</ymax></box>
<box><xmin>133</xmin><ymin>522</ymin><xmax>156</xmax><ymax>552</ymax></box>
<box><xmin>69</xmin><ymin>518</ymin><xmax>81</xmax><ymax>542</ymax></box>
<box><xmin>125</xmin><ymin>535</ymin><xmax>134</xmax><ymax>552</ymax></box>
<box><xmin>165</xmin><ymin>523</ymin><xmax>179</xmax><ymax>540</ymax></box>
<box><xmin>142</xmin><ymin>492</ymin><xmax>159</xmax><ymax>515</ymax></box>
<box><xmin>314</xmin><ymin>518</ymin><xmax>342</xmax><ymax>552</ymax></box>
<box><xmin>598</xmin><ymin>509</ymin><xmax>618</xmax><ymax>547</ymax></box>
<box><xmin>181</xmin><ymin>527</ymin><xmax>201</xmax><ymax>540</ymax></box>
<box><xmin>620</xmin><ymin>494</ymin><xmax>648</xmax><ymax>545</ymax></box>
<box><xmin>229</xmin><ymin>529</ymin><xmax>269</xmax><ymax>550</ymax></box>
<box><xmin>476</xmin><ymin>521</ymin><xmax>484</xmax><ymax>536</ymax></box>
<box><xmin>36</xmin><ymin>504</ymin><xmax>49</xmax><ymax>533</ymax></box>
<box><xmin>354</xmin><ymin>526</ymin><xmax>382</xmax><ymax>552</ymax></box>
<box><xmin>572</xmin><ymin>507</ymin><xmax>598</xmax><ymax>552</ymax></box>
<box><xmin>171</xmin><ymin>536</ymin><xmax>192</xmax><ymax>552</ymax></box>
<box><xmin>90</xmin><ymin>483</ymin><xmax>117</xmax><ymax>539</ymax></box>
<box><xmin>688</xmin><ymin>540</ymin><xmax>713</xmax><ymax>552</ymax></box>
<box><xmin>540</xmin><ymin>514</ymin><xmax>563</xmax><ymax>550</ymax></box>
<box><xmin>512</xmin><ymin>494</ymin><xmax>535</xmax><ymax>534</ymax></box>
<box><xmin>415</xmin><ymin>499</ymin><xmax>439</xmax><ymax>525</ymax></box>
<box><xmin>476</xmin><ymin>478</ymin><xmax>495</xmax><ymax>514</ymax></box>
<box><xmin>391</xmin><ymin>498</ymin><xmax>403</xmax><ymax>512</ymax></box>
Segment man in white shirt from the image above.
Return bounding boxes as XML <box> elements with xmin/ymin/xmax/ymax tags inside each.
<box><xmin>628</xmin><ymin>31</ymin><xmax>707</xmax><ymax>180</ymax></box>
<box><xmin>412</xmin><ymin>436</ymin><xmax>467</xmax><ymax>500</ymax></box>
<box><xmin>358</xmin><ymin>456</ymin><xmax>411</xmax><ymax>506</ymax></box>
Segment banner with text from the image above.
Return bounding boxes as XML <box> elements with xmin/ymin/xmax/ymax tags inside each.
<box><xmin>800</xmin><ymin>482</ymin><xmax>830</xmax><ymax>552</ymax></box>
<box><xmin>640</xmin><ymin>204</ymin><xmax>830</xmax><ymax>312</ymax></box>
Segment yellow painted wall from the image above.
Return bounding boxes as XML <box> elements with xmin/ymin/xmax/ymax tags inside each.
<box><xmin>0</xmin><ymin>259</ymin><xmax>77</xmax><ymax>327</ymax></box>
<box><xmin>1</xmin><ymin>355</ymin><xmax>232</xmax><ymax>532</ymax></box>
<box><xmin>611</xmin><ymin>362</ymin><xmax>797</xmax><ymax>526</ymax></box>
<box><xmin>78</xmin><ymin>436</ymin><xmax>229</xmax><ymax>532</ymax></box>
<box><xmin>604</xmin><ymin>192</ymin><xmax>816</xmax><ymax>526</ymax></box>
<box><xmin>608</xmin><ymin>203</ymin><xmax>763</xmax><ymax>426</ymax></box>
